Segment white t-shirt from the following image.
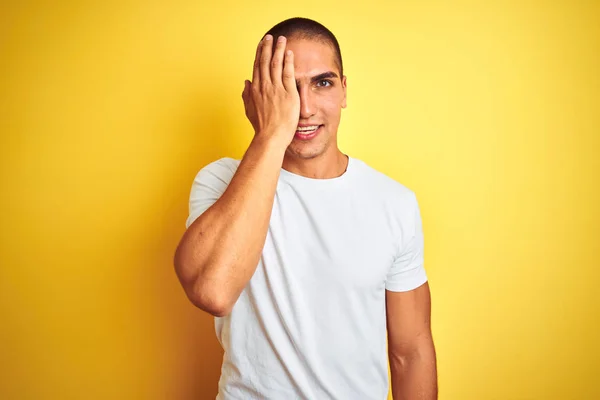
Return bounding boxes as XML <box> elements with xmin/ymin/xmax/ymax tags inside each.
<box><xmin>185</xmin><ymin>155</ymin><xmax>428</xmax><ymax>400</ymax></box>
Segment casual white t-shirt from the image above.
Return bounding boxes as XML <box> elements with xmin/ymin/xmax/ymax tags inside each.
<box><xmin>185</xmin><ymin>155</ymin><xmax>428</xmax><ymax>400</ymax></box>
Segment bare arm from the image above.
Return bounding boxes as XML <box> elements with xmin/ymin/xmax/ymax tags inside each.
<box><xmin>386</xmin><ymin>283</ymin><xmax>438</xmax><ymax>399</ymax></box>
<box><xmin>173</xmin><ymin>34</ymin><xmax>300</xmax><ymax>317</ymax></box>
<box><xmin>174</xmin><ymin>138</ymin><xmax>284</xmax><ymax>316</ymax></box>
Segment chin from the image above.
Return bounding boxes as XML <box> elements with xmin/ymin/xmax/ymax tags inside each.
<box><xmin>290</xmin><ymin>143</ymin><xmax>330</xmax><ymax>160</ymax></box>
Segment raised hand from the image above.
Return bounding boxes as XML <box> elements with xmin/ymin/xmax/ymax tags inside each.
<box><xmin>242</xmin><ymin>34</ymin><xmax>300</xmax><ymax>147</ymax></box>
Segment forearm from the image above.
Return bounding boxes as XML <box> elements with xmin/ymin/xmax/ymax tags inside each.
<box><xmin>174</xmin><ymin>134</ymin><xmax>287</xmax><ymax>315</ymax></box>
<box><xmin>389</xmin><ymin>338</ymin><xmax>438</xmax><ymax>400</ymax></box>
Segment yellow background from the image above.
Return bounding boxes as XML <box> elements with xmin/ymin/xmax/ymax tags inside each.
<box><xmin>1</xmin><ymin>1</ymin><xmax>598</xmax><ymax>399</ymax></box>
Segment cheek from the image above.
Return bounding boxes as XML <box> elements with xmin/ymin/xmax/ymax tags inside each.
<box><xmin>319</xmin><ymin>93</ymin><xmax>344</xmax><ymax>119</ymax></box>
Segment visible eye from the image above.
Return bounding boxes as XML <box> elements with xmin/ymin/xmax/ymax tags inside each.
<box><xmin>317</xmin><ymin>79</ymin><xmax>333</xmax><ymax>87</ymax></box>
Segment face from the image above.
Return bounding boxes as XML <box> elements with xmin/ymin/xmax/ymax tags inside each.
<box><xmin>284</xmin><ymin>38</ymin><xmax>347</xmax><ymax>160</ymax></box>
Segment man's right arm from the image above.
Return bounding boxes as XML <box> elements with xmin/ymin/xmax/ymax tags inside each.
<box><xmin>174</xmin><ymin>135</ymin><xmax>286</xmax><ymax>317</ymax></box>
<box><xmin>173</xmin><ymin>34</ymin><xmax>299</xmax><ymax>317</ymax></box>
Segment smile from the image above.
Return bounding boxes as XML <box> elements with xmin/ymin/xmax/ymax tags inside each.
<box><xmin>295</xmin><ymin>125</ymin><xmax>323</xmax><ymax>140</ymax></box>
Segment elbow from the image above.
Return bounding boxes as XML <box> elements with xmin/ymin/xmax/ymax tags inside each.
<box><xmin>187</xmin><ymin>285</ymin><xmax>233</xmax><ymax>317</ymax></box>
<box><xmin>174</xmin><ymin>263</ymin><xmax>232</xmax><ymax>317</ymax></box>
<box><xmin>174</xmin><ymin>244</ymin><xmax>234</xmax><ymax>317</ymax></box>
<box><xmin>389</xmin><ymin>336</ymin><xmax>437</xmax><ymax>367</ymax></box>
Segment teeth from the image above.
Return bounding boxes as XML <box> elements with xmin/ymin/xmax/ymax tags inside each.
<box><xmin>297</xmin><ymin>125</ymin><xmax>319</xmax><ymax>132</ymax></box>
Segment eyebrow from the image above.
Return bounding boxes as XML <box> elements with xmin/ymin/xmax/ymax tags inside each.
<box><xmin>296</xmin><ymin>71</ymin><xmax>339</xmax><ymax>86</ymax></box>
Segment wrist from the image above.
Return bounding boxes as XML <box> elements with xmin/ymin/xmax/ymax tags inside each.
<box><xmin>252</xmin><ymin>131</ymin><xmax>291</xmax><ymax>154</ymax></box>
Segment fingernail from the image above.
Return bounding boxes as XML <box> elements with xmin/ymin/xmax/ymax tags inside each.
<box><xmin>277</xmin><ymin>36</ymin><xmax>285</xmax><ymax>43</ymax></box>
<box><xmin>264</xmin><ymin>34</ymin><xmax>272</xmax><ymax>41</ymax></box>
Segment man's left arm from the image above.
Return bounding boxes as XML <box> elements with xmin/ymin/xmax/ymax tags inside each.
<box><xmin>386</xmin><ymin>282</ymin><xmax>438</xmax><ymax>399</ymax></box>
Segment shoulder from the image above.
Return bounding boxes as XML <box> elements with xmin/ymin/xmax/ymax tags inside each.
<box><xmin>352</xmin><ymin>157</ymin><xmax>417</xmax><ymax>208</ymax></box>
<box><xmin>193</xmin><ymin>157</ymin><xmax>241</xmax><ymax>184</ymax></box>
<box><xmin>198</xmin><ymin>156</ymin><xmax>241</xmax><ymax>176</ymax></box>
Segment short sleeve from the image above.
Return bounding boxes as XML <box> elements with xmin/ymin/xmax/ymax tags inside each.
<box><xmin>185</xmin><ymin>158</ymin><xmax>238</xmax><ymax>229</ymax></box>
<box><xmin>385</xmin><ymin>192</ymin><xmax>428</xmax><ymax>292</ymax></box>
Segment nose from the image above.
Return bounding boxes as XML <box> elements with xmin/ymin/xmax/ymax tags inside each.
<box><xmin>298</xmin><ymin>85</ymin><xmax>316</xmax><ymax>119</ymax></box>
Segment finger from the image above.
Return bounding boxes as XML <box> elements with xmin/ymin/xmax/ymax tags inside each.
<box><xmin>252</xmin><ymin>39</ymin><xmax>263</xmax><ymax>85</ymax></box>
<box><xmin>242</xmin><ymin>80</ymin><xmax>249</xmax><ymax>98</ymax></box>
<box><xmin>270</xmin><ymin>36</ymin><xmax>287</xmax><ymax>85</ymax></box>
<box><xmin>260</xmin><ymin>34</ymin><xmax>273</xmax><ymax>85</ymax></box>
<box><xmin>282</xmin><ymin>49</ymin><xmax>296</xmax><ymax>93</ymax></box>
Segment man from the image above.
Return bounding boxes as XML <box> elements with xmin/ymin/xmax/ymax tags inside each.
<box><xmin>174</xmin><ymin>17</ymin><xmax>437</xmax><ymax>400</ymax></box>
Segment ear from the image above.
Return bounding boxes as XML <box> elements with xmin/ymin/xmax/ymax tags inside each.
<box><xmin>341</xmin><ymin>75</ymin><xmax>347</xmax><ymax>109</ymax></box>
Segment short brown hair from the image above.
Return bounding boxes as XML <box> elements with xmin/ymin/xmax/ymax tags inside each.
<box><xmin>264</xmin><ymin>17</ymin><xmax>344</xmax><ymax>77</ymax></box>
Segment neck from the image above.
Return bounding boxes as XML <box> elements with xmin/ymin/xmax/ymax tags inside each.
<box><xmin>282</xmin><ymin>150</ymin><xmax>349</xmax><ymax>179</ymax></box>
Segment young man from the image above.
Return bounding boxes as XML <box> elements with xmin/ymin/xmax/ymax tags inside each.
<box><xmin>174</xmin><ymin>17</ymin><xmax>438</xmax><ymax>400</ymax></box>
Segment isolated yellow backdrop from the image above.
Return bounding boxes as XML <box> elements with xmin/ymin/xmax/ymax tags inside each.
<box><xmin>1</xmin><ymin>1</ymin><xmax>598</xmax><ymax>399</ymax></box>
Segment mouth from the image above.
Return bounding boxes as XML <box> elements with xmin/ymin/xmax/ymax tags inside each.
<box><xmin>294</xmin><ymin>125</ymin><xmax>323</xmax><ymax>141</ymax></box>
